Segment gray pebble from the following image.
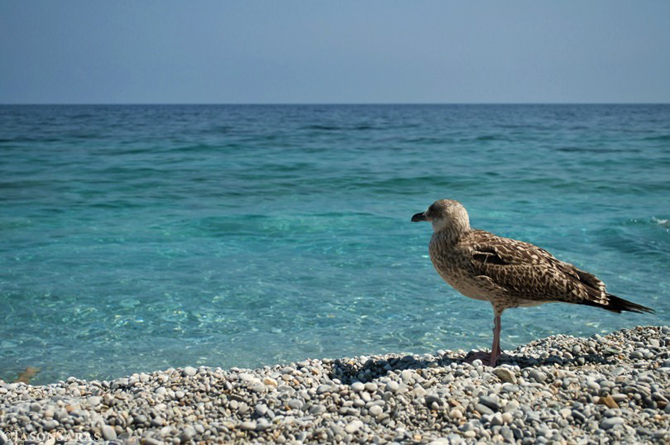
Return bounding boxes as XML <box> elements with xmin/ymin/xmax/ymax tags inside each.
<box><xmin>317</xmin><ymin>384</ymin><xmax>332</xmax><ymax>394</ymax></box>
<box><xmin>425</xmin><ymin>394</ymin><xmax>441</xmax><ymax>408</ymax></box>
<box><xmin>309</xmin><ymin>404</ymin><xmax>326</xmax><ymax>415</ymax></box>
<box><xmin>601</xmin><ymin>417</ymin><xmax>625</xmax><ymax>429</ymax></box>
<box><xmin>529</xmin><ymin>369</ymin><xmax>547</xmax><ymax>383</ymax></box>
<box><xmin>43</xmin><ymin>420</ymin><xmax>58</xmax><ymax>431</ymax></box>
<box><xmin>241</xmin><ymin>420</ymin><xmax>257</xmax><ymax>431</ymax></box>
<box><xmin>490</xmin><ymin>412</ymin><xmax>503</xmax><ymax>426</ymax></box>
<box><xmin>101</xmin><ymin>424</ymin><xmax>117</xmax><ymax>440</ymax></box>
<box><xmin>479</xmin><ymin>395</ymin><xmax>500</xmax><ymax>411</ymax></box>
<box><xmin>288</xmin><ymin>399</ymin><xmax>304</xmax><ymax>410</ymax></box>
<box><xmin>475</xmin><ymin>403</ymin><xmax>494</xmax><ymax>416</ymax></box>
<box><xmin>250</xmin><ymin>382</ymin><xmax>266</xmax><ymax>393</ymax></box>
<box><xmin>179</xmin><ymin>425</ymin><xmax>197</xmax><ymax>441</ymax></box>
<box><xmin>572</xmin><ymin>410</ymin><xmax>586</xmax><ymax>423</ymax></box>
<box><xmin>586</xmin><ymin>380</ymin><xmax>600</xmax><ymax>392</ymax></box>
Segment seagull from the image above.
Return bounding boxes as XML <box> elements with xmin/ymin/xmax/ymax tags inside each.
<box><xmin>411</xmin><ymin>199</ymin><xmax>654</xmax><ymax>366</ymax></box>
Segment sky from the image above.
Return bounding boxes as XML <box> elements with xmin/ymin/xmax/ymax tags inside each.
<box><xmin>1</xmin><ymin>1</ymin><xmax>669</xmax><ymax>104</ymax></box>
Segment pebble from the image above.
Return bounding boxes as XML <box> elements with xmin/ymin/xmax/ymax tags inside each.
<box><xmin>386</xmin><ymin>381</ymin><xmax>399</xmax><ymax>392</ymax></box>
<box><xmin>479</xmin><ymin>394</ymin><xmax>500</xmax><ymax>411</ymax></box>
<box><xmin>351</xmin><ymin>382</ymin><xmax>365</xmax><ymax>392</ymax></box>
<box><xmin>183</xmin><ymin>366</ymin><xmax>197</xmax><ymax>376</ymax></box>
<box><xmin>240</xmin><ymin>420</ymin><xmax>257</xmax><ymax>431</ymax></box>
<box><xmin>493</xmin><ymin>367</ymin><xmax>517</xmax><ymax>384</ymax></box>
<box><xmin>369</xmin><ymin>405</ymin><xmax>383</xmax><ymax>416</ymax></box>
<box><xmin>345</xmin><ymin>420</ymin><xmax>364</xmax><ymax>433</ymax></box>
<box><xmin>288</xmin><ymin>399</ymin><xmax>303</xmax><ymax>410</ymax></box>
<box><xmin>586</xmin><ymin>380</ymin><xmax>600</xmax><ymax>392</ymax></box>
<box><xmin>179</xmin><ymin>425</ymin><xmax>197</xmax><ymax>441</ymax></box>
<box><xmin>101</xmin><ymin>424</ymin><xmax>117</xmax><ymax>440</ymax></box>
<box><xmin>316</xmin><ymin>384</ymin><xmax>332</xmax><ymax>394</ymax></box>
<box><xmin>490</xmin><ymin>412</ymin><xmax>503</xmax><ymax>426</ymax></box>
<box><xmin>529</xmin><ymin>369</ymin><xmax>547</xmax><ymax>383</ymax></box>
<box><xmin>475</xmin><ymin>403</ymin><xmax>494</xmax><ymax>415</ymax></box>
<box><xmin>501</xmin><ymin>412</ymin><xmax>513</xmax><ymax>424</ymax></box>
<box><xmin>601</xmin><ymin>417</ymin><xmax>625</xmax><ymax>429</ymax></box>
<box><xmin>365</xmin><ymin>382</ymin><xmax>378</xmax><ymax>392</ymax></box>
<box><xmin>0</xmin><ymin>326</ymin><xmax>667</xmax><ymax>445</ymax></box>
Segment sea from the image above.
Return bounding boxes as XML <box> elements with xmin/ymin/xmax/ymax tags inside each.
<box><xmin>1</xmin><ymin>104</ymin><xmax>668</xmax><ymax>385</ymax></box>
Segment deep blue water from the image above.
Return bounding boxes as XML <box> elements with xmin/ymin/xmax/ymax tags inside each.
<box><xmin>0</xmin><ymin>104</ymin><xmax>668</xmax><ymax>384</ymax></box>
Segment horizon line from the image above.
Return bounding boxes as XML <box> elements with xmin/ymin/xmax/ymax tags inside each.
<box><xmin>1</xmin><ymin>102</ymin><xmax>670</xmax><ymax>107</ymax></box>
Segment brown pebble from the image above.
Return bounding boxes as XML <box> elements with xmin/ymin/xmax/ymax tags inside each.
<box><xmin>601</xmin><ymin>394</ymin><xmax>620</xmax><ymax>409</ymax></box>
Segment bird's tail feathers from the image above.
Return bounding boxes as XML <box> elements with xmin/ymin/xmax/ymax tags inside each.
<box><xmin>583</xmin><ymin>293</ymin><xmax>655</xmax><ymax>314</ymax></box>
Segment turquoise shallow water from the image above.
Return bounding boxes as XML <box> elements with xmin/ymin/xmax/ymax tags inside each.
<box><xmin>0</xmin><ymin>104</ymin><xmax>668</xmax><ymax>384</ymax></box>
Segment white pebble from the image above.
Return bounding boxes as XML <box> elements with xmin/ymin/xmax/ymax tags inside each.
<box><xmin>351</xmin><ymin>382</ymin><xmax>365</xmax><ymax>392</ymax></box>
<box><xmin>345</xmin><ymin>420</ymin><xmax>363</xmax><ymax>434</ymax></box>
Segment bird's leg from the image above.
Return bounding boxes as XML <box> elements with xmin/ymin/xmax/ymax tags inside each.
<box><xmin>464</xmin><ymin>309</ymin><xmax>504</xmax><ymax>366</ymax></box>
<box><xmin>490</xmin><ymin>312</ymin><xmax>502</xmax><ymax>366</ymax></box>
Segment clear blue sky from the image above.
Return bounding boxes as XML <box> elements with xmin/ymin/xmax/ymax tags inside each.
<box><xmin>1</xmin><ymin>1</ymin><xmax>669</xmax><ymax>104</ymax></box>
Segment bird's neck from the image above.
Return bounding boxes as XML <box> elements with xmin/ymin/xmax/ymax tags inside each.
<box><xmin>432</xmin><ymin>226</ymin><xmax>468</xmax><ymax>246</ymax></box>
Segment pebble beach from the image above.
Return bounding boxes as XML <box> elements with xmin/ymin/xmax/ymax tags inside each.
<box><xmin>1</xmin><ymin>326</ymin><xmax>669</xmax><ymax>444</ymax></box>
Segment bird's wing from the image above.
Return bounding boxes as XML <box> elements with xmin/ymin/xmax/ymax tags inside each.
<box><xmin>466</xmin><ymin>230</ymin><xmax>608</xmax><ymax>305</ymax></box>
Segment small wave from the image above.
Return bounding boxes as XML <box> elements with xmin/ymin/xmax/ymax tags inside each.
<box><xmin>652</xmin><ymin>217</ymin><xmax>669</xmax><ymax>228</ymax></box>
<box><xmin>643</xmin><ymin>134</ymin><xmax>670</xmax><ymax>141</ymax></box>
<box><xmin>0</xmin><ymin>136</ymin><xmax>62</xmax><ymax>143</ymax></box>
<box><xmin>304</xmin><ymin>124</ymin><xmax>341</xmax><ymax>131</ymax></box>
<box><xmin>474</xmin><ymin>135</ymin><xmax>498</xmax><ymax>141</ymax></box>
<box><xmin>405</xmin><ymin>136</ymin><xmax>450</xmax><ymax>145</ymax></box>
<box><xmin>597</xmin><ymin>226</ymin><xmax>666</xmax><ymax>258</ymax></box>
<box><xmin>303</xmin><ymin>124</ymin><xmax>374</xmax><ymax>131</ymax></box>
<box><xmin>556</xmin><ymin>147</ymin><xmax>640</xmax><ymax>154</ymax></box>
<box><xmin>211</xmin><ymin>125</ymin><xmax>234</xmax><ymax>134</ymax></box>
<box><xmin>68</xmin><ymin>132</ymin><xmax>100</xmax><ymax>140</ymax></box>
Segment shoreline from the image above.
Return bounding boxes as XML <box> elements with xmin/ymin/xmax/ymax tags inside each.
<box><xmin>1</xmin><ymin>326</ymin><xmax>668</xmax><ymax>444</ymax></box>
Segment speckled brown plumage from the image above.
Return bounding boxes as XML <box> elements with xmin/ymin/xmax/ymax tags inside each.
<box><xmin>412</xmin><ymin>199</ymin><xmax>654</xmax><ymax>366</ymax></box>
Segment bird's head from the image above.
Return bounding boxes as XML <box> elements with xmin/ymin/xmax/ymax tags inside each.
<box><xmin>412</xmin><ymin>199</ymin><xmax>471</xmax><ymax>234</ymax></box>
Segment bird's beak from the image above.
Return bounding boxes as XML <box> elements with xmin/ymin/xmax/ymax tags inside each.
<box><xmin>411</xmin><ymin>212</ymin><xmax>428</xmax><ymax>222</ymax></box>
